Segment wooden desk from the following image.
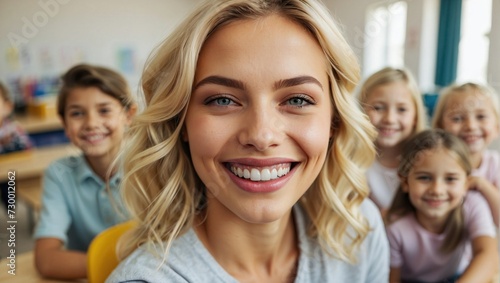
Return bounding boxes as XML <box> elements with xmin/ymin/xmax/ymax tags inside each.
<box><xmin>14</xmin><ymin>114</ymin><xmax>63</xmax><ymax>134</ymax></box>
<box><xmin>0</xmin><ymin>144</ymin><xmax>79</xmax><ymax>183</ymax></box>
<box><xmin>0</xmin><ymin>145</ymin><xmax>80</xmax><ymax>224</ymax></box>
<box><xmin>0</xmin><ymin>252</ymin><xmax>86</xmax><ymax>283</ymax></box>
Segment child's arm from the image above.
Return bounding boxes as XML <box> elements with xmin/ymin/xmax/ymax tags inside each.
<box><xmin>457</xmin><ymin>236</ymin><xmax>499</xmax><ymax>283</ymax></box>
<box><xmin>34</xmin><ymin>161</ymin><xmax>86</xmax><ymax>279</ymax></box>
<box><xmin>468</xmin><ymin>176</ymin><xmax>500</xmax><ymax>226</ymax></box>
<box><xmin>35</xmin><ymin>238</ymin><xmax>87</xmax><ymax>279</ymax></box>
<box><xmin>389</xmin><ymin>267</ymin><xmax>401</xmax><ymax>283</ymax></box>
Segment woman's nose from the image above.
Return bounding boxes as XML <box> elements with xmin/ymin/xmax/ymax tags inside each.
<box><xmin>237</xmin><ymin>106</ymin><xmax>283</xmax><ymax>151</ymax></box>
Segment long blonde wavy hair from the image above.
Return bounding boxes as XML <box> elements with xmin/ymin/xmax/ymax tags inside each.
<box><xmin>118</xmin><ymin>0</ymin><xmax>377</xmax><ymax>264</ymax></box>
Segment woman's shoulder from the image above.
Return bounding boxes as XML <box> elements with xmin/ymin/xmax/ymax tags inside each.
<box><xmin>359</xmin><ymin>198</ymin><xmax>385</xmax><ymax>227</ymax></box>
<box><xmin>107</xmin><ymin>229</ymin><xmax>236</xmax><ymax>283</ymax></box>
<box><xmin>107</xmin><ymin>245</ymin><xmax>173</xmax><ymax>282</ymax></box>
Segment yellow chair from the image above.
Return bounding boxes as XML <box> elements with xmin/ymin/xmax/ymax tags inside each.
<box><xmin>87</xmin><ymin>220</ymin><xmax>136</xmax><ymax>283</ymax></box>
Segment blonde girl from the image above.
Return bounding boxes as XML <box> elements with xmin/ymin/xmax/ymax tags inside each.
<box><xmin>108</xmin><ymin>0</ymin><xmax>389</xmax><ymax>282</ymax></box>
<box><xmin>386</xmin><ymin>129</ymin><xmax>498</xmax><ymax>283</ymax></box>
<box><xmin>433</xmin><ymin>82</ymin><xmax>500</xmax><ymax>226</ymax></box>
<box><xmin>358</xmin><ymin>67</ymin><xmax>427</xmax><ymax>214</ymax></box>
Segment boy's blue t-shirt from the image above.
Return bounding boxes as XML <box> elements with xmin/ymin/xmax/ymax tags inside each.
<box><xmin>34</xmin><ymin>154</ymin><xmax>128</xmax><ymax>251</ymax></box>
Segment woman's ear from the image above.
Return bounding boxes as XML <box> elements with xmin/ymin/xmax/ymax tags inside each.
<box><xmin>125</xmin><ymin>104</ymin><xmax>138</xmax><ymax>125</ymax></box>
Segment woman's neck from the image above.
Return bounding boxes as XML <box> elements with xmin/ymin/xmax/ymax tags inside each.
<box><xmin>195</xmin><ymin>201</ymin><xmax>299</xmax><ymax>282</ymax></box>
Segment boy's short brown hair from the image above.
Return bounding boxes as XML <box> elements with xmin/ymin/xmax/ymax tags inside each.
<box><xmin>57</xmin><ymin>64</ymin><xmax>133</xmax><ymax>121</ymax></box>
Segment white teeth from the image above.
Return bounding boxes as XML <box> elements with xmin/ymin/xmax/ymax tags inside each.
<box><xmin>278</xmin><ymin>168</ymin><xmax>284</xmax><ymax>177</ymax></box>
<box><xmin>250</xmin><ymin>169</ymin><xmax>260</xmax><ymax>181</ymax></box>
<box><xmin>230</xmin><ymin>164</ymin><xmax>291</xmax><ymax>182</ymax></box>
<box><xmin>271</xmin><ymin>169</ymin><xmax>278</xmax><ymax>179</ymax></box>
<box><xmin>261</xmin><ymin>169</ymin><xmax>271</xmax><ymax>181</ymax></box>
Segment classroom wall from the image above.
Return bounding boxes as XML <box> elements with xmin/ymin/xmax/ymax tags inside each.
<box><xmin>0</xmin><ymin>0</ymin><xmax>202</xmax><ymax>98</ymax></box>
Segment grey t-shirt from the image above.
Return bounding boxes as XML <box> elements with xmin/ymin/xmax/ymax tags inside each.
<box><xmin>107</xmin><ymin>200</ymin><xmax>389</xmax><ymax>283</ymax></box>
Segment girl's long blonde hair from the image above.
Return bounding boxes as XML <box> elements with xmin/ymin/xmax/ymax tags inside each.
<box><xmin>118</xmin><ymin>0</ymin><xmax>376</xmax><ymax>264</ymax></box>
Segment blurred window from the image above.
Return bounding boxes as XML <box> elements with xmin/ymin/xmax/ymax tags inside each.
<box><xmin>363</xmin><ymin>1</ymin><xmax>407</xmax><ymax>76</ymax></box>
<box><xmin>456</xmin><ymin>0</ymin><xmax>492</xmax><ymax>84</ymax></box>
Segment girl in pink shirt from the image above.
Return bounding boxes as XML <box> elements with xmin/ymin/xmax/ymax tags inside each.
<box><xmin>433</xmin><ymin>83</ymin><xmax>500</xmax><ymax>226</ymax></box>
<box><xmin>386</xmin><ymin>129</ymin><xmax>498</xmax><ymax>283</ymax></box>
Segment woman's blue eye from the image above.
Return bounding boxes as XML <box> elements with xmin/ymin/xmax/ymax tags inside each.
<box><xmin>286</xmin><ymin>95</ymin><xmax>314</xmax><ymax>108</ymax></box>
<box><xmin>205</xmin><ymin>95</ymin><xmax>235</xmax><ymax>106</ymax></box>
<box><xmin>214</xmin><ymin>97</ymin><xmax>232</xmax><ymax>106</ymax></box>
<box><xmin>289</xmin><ymin>97</ymin><xmax>307</xmax><ymax>106</ymax></box>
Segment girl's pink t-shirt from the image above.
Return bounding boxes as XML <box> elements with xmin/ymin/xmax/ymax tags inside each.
<box><xmin>386</xmin><ymin>191</ymin><xmax>496</xmax><ymax>282</ymax></box>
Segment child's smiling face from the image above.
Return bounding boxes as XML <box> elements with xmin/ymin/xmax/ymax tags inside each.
<box><xmin>402</xmin><ymin>147</ymin><xmax>468</xmax><ymax>231</ymax></box>
<box><xmin>364</xmin><ymin>81</ymin><xmax>417</xmax><ymax>150</ymax></box>
<box><xmin>63</xmin><ymin>87</ymin><xmax>133</xmax><ymax>159</ymax></box>
<box><xmin>441</xmin><ymin>91</ymin><xmax>500</xmax><ymax>156</ymax></box>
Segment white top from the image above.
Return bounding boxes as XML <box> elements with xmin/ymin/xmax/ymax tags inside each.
<box><xmin>386</xmin><ymin>191</ymin><xmax>496</xmax><ymax>282</ymax></box>
<box><xmin>366</xmin><ymin>160</ymin><xmax>400</xmax><ymax>209</ymax></box>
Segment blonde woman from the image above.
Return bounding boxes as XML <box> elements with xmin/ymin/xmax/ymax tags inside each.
<box><xmin>108</xmin><ymin>0</ymin><xmax>388</xmax><ymax>282</ymax></box>
<box><xmin>358</xmin><ymin>67</ymin><xmax>427</xmax><ymax>216</ymax></box>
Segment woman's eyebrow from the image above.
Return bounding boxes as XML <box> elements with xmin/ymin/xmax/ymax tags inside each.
<box><xmin>194</xmin><ymin>76</ymin><xmax>246</xmax><ymax>91</ymax></box>
<box><xmin>274</xmin><ymin>76</ymin><xmax>323</xmax><ymax>91</ymax></box>
<box><xmin>193</xmin><ymin>75</ymin><xmax>323</xmax><ymax>91</ymax></box>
